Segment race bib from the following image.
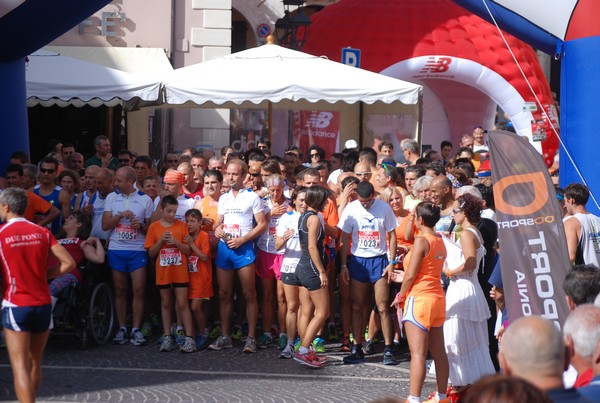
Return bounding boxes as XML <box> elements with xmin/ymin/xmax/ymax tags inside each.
<box><xmin>223</xmin><ymin>223</ymin><xmax>241</xmax><ymax>239</ymax></box>
<box><xmin>357</xmin><ymin>230</ymin><xmax>380</xmax><ymax>249</ymax></box>
<box><xmin>188</xmin><ymin>256</ymin><xmax>199</xmax><ymax>272</ymax></box>
<box><xmin>59</xmin><ymin>237</ymin><xmax>80</xmax><ymax>245</ymax></box>
<box><xmin>281</xmin><ymin>260</ymin><xmax>298</xmax><ymax>273</ymax></box>
<box><xmin>159</xmin><ymin>248</ymin><xmax>182</xmax><ymax>267</ymax></box>
<box><xmin>115</xmin><ymin>224</ymin><xmax>137</xmax><ymax>241</ymax></box>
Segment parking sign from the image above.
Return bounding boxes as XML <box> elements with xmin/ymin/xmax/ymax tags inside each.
<box><xmin>342</xmin><ymin>47</ymin><xmax>361</xmax><ymax>68</ymax></box>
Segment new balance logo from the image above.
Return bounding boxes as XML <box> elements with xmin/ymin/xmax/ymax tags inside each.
<box><xmin>420</xmin><ymin>57</ymin><xmax>452</xmax><ymax>73</ymax></box>
<box><xmin>306</xmin><ymin>112</ymin><xmax>334</xmax><ymax>129</ymax></box>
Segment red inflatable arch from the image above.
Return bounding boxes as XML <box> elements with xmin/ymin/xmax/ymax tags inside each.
<box><xmin>302</xmin><ymin>0</ymin><xmax>558</xmax><ymax>166</ymax></box>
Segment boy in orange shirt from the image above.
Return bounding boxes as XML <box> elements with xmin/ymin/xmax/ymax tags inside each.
<box><xmin>184</xmin><ymin>209</ymin><xmax>213</xmax><ymax>351</ymax></box>
<box><xmin>144</xmin><ymin>195</ymin><xmax>196</xmax><ymax>353</ymax></box>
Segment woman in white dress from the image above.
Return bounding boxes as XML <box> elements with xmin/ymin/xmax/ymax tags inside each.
<box><xmin>442</xmin><ymin>193</ymin><xmax>495</xmax><ymax>387</ymax></box>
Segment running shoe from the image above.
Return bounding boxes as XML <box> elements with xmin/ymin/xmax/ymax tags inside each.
<box><xmin>195</xmin><ymin>335</ymin><xmax>210</xmax><ymax>351</ymax></box>
<box><xmin>383</xmin><ymin>347</ymin><xmax>398</xmax><ymax>366</ymax></box>
<box><xmin>362</xmin><ymin>339</ymin><xmax>375</xmax><ymax>355</ymax></box>
<box><xmin>294</xmin><ymin>336</ymin><xmax>301</xmax><ymax>353</ymax></box>
<box><xmin>343</xmin><ymin>345</ymin><xmax>366</xmax><ymax>364</ymax></box>
<box><xmin>160</xmin><ymin>335</ymin><xmax>176</xmax><ymax>352</ymax></box>
<box><xmin>231</xmin><ymin>326</ymin><xmax>243</xmax><ymax>341</ymax></box>
<box><xmin>130</xmin><ymin>330</ymin><xmax>146</xmax><ymax>346</ymax></box>
<box><xmin>312</xmin><ymin>336</ymin><xmax>325</xmax><ymax>353</ymax></box>
<box><xmin>209</xmin><ymin>335</ymin><xmax>233</xmax><ymax>351</ymax></box>
<box><xmin>243</xmin><ymin>336</ymin><xmax>257</xmax><ymax>353</ymax></box>
<box><xmin>208</xmin><ymin>324</ymin><xmax>222</xmax><ymax>339</ymax></box>
<box><xmin>180</xmin><ymin>336</ymin><xmax>197</xmax><ymax>353</ymax></box>
<box><xmin>279</xmin><ymin>343</ymin><xmax>294</xmax><ymax>359</ymax></box>
<box><xmin>175</xmin><ymin>329</ymin><xmax>186</xmax><ymax>346</ymax></box>
<box><xmin>112</xmin><ymin>328</ymin><xmax>128</xmax><ymax>345</ymax></box>
<box><xmin>257</xmin><ymin>333</ymin><xmax>273</xmax><ymax>349</ymax></box>
<box><xmin>278</xmin><ymin>334</ymin><xmax>288</xmax><ymax>350</ymax></box>
<box><xmin>293</xmin><ymin>351</ymin><xmax>324</xmax><ymax>368</ymax></box>
<box><xmin>140</xmin><ymin>322</ymin><xmax>152</xmax><ymax>338</ymax></box>
<box><xmin>327</xmin><ymin>322</ymin><xmax>339</xmax><ymax>342</ymax></box>
<box><xmin>340</xmin><ymin>336</ymin><xmax>351</xmax><ymax>352</ymax></box>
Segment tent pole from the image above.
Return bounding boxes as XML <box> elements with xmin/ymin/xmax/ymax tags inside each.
<box><xmin>268</xmin><ymin>101</ymin><xmax>273</xmax><ymax>146</ymax></box>
<box><xmin>359</xmin><ymin>102</ymin><xmax>364</xmax><ymax>148</ymax></box>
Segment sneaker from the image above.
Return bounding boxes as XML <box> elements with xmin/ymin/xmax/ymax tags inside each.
<box><xmin>327</xmin><ymin>323</ymin><xmax>339</xmax><ymax>342</ymax></box>
<box><xmin>231</xmin><ymin>326</ymin><xmax>243</xmax><ymax>341</ymax></box>
<box><xmin>362</xmin><ymin>339</ymin><xmax>375</xmax><ymax>355</ymax></box>
<box><xmin>209</xmin><ymin>324</ymin><xmax>222</xmax><ymax>339</ymax></box>
<box><xmin>343</xmin><ymin>346</ymin><xmax>366</xmax><ymax>364</ymax></box>
<box><xmin>140</xmin><ymin>322</ymin><xmax>152</xmax><ymax>337</ymax></box>
<box><xmin>293</xmin><ymin>350</ymin><xmax>324</xmax><ymax>368</ymax></box>
<box><xmin>130</xmin><ymin>330</ymin><xmax>146</xmax><ymax>346</ymax></box>
<box><xmin>278</xmin><ymin>334</ymin><xmax>288</xmax><ymax>350</ymax></box>
<box><xmin>160</xmin><ymin>335</ymin><xmax>176</xmax><ymax>352</ymax></box>
<box><xmin>383</xmin><ymin>348</ymin><xmax>398</xmax><ymax>365</ymax></box>
<box><xmin>257</xmin><ymin>333</ymin><xmax>273</xmax><ymax>349</ymax></box>
<box><xmin>112</xmin><ymin>328</ymin><xmax>128</xmax><ymax>345</ymax></box>
<box><xmin>294</xmin><ymin>336</ymin><xmax>301</xmax><ymax>353</ymax></box>
<box><xmin>175</xmin><ymin>329</ymin><xmax>186</xmax><ymax>346</ymax></box>
<box><xmin>180</xmin><ymin>336</ymin><xmax>197</xmax><ymax>353</ymax></box>
<box><xmin>340</xmin><ymin>336</ymin><xmax>351</xmax><ymax>352</ymax></box>
<box><xmin>243</xmin><ymin>336</ymin><xmax>257</xmax><ymax>353</ymax></box>
<box><xmin>209</xmin><ymin>334</ymin><xmax>233</xmax><ymax>350</ymax></box>
<box><xmin>195</xmin><ymin>335</ymin><xmax>210</xmax><ymax>351</ymax></box>
<box><xmin>312</xmin><ymin>336</ymin><xmax>325</xmax><ymax>353</ymax></box>
<box><xmin>279</xmin><ymin>343</ymin><xmax>294</xmax><ymax>359</ymax></box>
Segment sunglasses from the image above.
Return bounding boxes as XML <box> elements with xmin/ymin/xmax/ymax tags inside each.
<box><xmin>355</xmin><ymin>172</ymin><xmax>371</xmax><ymax>177</ymax></box>
<box><xmin>451</xmin><ymin>208</ymin><xmax>463</xmax><ymax>214</ymax></box>
<box><xmin>360</xmin><ymin>199</ymin><xmax>375</xmax><ymax>209</ymax></box>
<box><xmin>310</xmin><ymin>153</ymin><xmax>320</xmax><ymax>158</ymax></box>
<box><xmin>249</xmin><ymin>172</ymin><xmax>260</xmax><ymax>177</ymax></box>
<box><xmin>167</xmin><ymin>159</ymin><xmax>178</xmax><ymax>163</ymax></box>
<box><xmin>40</xmin><ymin>168</ymin><xmax>56</xmax><ymax>174</ymax></box>
<box><xmin>118</xmin><ymin>159</ymin><xmax>131</xmax><ymax>163</ymax></box>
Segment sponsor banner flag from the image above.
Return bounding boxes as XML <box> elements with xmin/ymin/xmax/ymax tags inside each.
<box><xmin>488</xmin><ymin>130</ymin><xmax>570</xmax><ymax>329</ymax></box>
<box><xmin>292</xmin><ymin>110</ymin><xmax>340</xmax><ymax>157</ymax></box>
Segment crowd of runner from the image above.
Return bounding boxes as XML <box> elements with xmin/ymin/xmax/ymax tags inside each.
<box><xmin>2</xmin><ymin>128</ymin><xmax>600</xmax><ymax>403</ymax></box>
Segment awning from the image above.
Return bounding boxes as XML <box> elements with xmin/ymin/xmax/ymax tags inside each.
<box><xmin>27</xmin><ymin>49</ymin><xmax>163</xmax><ymax>108</ymax></box>
<box><xmin>44</xmin><ymin>46</ymin><xmax>172</xmax><ymax>79</ymax></box>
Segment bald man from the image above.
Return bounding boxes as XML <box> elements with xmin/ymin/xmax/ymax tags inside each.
<box><xmin>499</xmin><ymin>316</ymin><xmax>594</xmax><ymax>402</ymax></box>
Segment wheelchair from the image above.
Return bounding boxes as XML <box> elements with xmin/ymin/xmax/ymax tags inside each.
<box><xmin>52</xmin><ymin>261</ymin><xmax>115</xmax><ymax>348</ymax></box>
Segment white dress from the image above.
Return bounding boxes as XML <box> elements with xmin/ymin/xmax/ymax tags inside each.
<box><xmin>441</xmin><ymin>226</ymin><xmax>495</xmax><ymax>385</ymax></box>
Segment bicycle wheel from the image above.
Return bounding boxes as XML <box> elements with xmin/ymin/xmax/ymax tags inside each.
<box><xmin>88</xmin><ymin>282</ymin><xmax>115</xmax><ymax>345</ymax></box>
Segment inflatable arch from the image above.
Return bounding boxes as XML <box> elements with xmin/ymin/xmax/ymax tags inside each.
<box><xmin>301</xmin><ymin>0</ymin><xmax>559</xmax><ymax>167</ymax></box>
<box><xmin>381</xmin><ymin>56</ymin><xmax>544</xmax><ymax>155</ymax></box>
<box><xmin>452</xmin><ymin>0</ymin><xmax>600</xmax><ymax>213</ymax></box>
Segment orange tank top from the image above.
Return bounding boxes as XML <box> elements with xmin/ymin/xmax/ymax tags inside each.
<box><xmin>404</xmin><ymin>233</ymin><xmax>446</xmax><ymax>298</ymax></box>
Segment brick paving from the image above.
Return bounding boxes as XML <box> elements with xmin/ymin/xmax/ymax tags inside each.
<box><xmin>0</xmin><ymin>335</ymin><xmax>438</xmax><ymax>402</ymax></box>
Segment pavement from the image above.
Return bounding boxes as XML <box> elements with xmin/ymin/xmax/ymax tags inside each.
<box><xmin>0</xmin><ymin>334</ymin><xmax>438</xmax><ymax>402</ymax></box>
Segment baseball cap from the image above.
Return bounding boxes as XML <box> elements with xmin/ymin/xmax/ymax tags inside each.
<box><xmin>345</xmin><ymin>139</ymin><xmax>358</xmax><ymax>149</ymax></box>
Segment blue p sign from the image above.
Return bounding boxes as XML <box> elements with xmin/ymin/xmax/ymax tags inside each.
<box><xmin>342</xmin><ymin>47</ymin><xmax>361</xmax><ymax>68</ymax></box>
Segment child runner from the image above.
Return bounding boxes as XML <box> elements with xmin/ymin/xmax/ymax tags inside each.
<box><xmin>184</xmin><ymin>208</ymin><xmax>213</xmax><ymax>351</ymax></box>
<box><xmin>144</xmin><ymin>195</ymin><xmax>196</xmax><ymax>353</ymax></box>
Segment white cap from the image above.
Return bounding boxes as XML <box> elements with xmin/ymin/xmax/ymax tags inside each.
<box><xmin>345</xmin><ymin>139</ymin><xmax>358</xmax><ymax>149</ymax></box>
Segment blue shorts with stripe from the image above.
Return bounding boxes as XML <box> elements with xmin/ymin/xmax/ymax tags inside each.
<box><xmin>2</xmin><ymin>304</ymin><xmax>52</xmax><ymax>332</ymax></box>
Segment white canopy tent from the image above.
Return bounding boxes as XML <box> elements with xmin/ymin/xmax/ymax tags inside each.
<box><xmin>26</xmin><ymin>49</ymin><xmax>163</xmax><ymax>108</ymax></box>
<box><xmin>163</xmin><ymin>42</ymin><xmax>423</xmax><ymax>151</ymax></box>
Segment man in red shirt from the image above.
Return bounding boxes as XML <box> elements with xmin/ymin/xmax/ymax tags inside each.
<box><xmin>0</xmin><ymin>188</ymin><xmax>75</xmax><ymax>403</ymax></box>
